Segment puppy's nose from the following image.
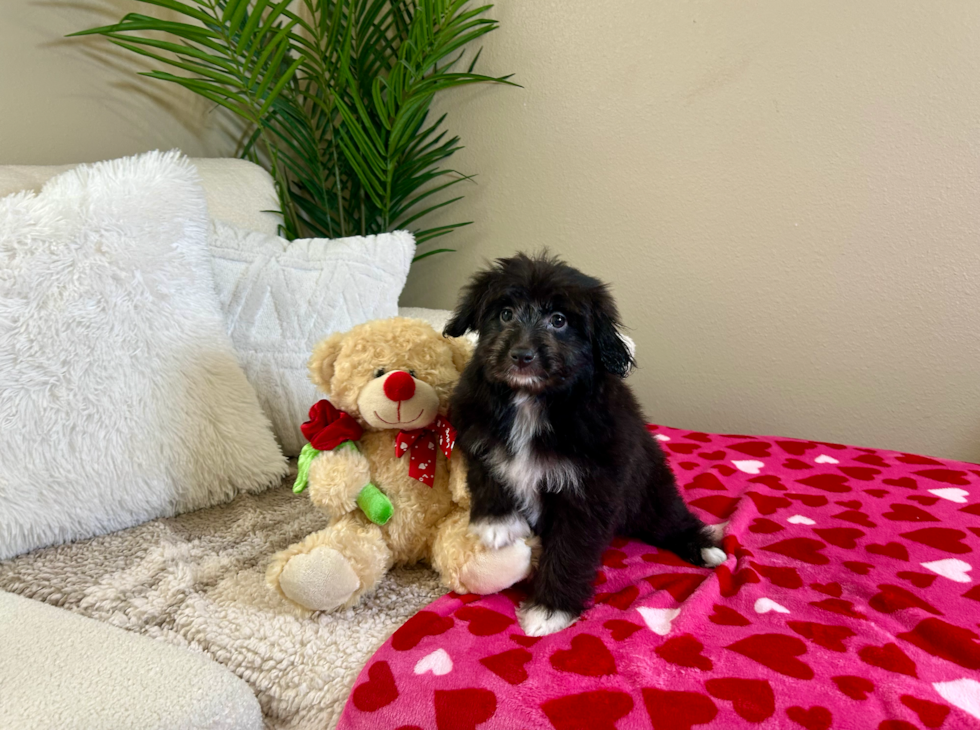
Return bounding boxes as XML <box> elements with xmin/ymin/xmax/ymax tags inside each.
<box><xmin>383</xmin><ymin>371</ymin><xmax>416</xmax><ymax>401</ymax></box>
<box><xmin>509</xmin><ymin>348</ymin><xmax>536</xmax><ymax>366</ymax></box>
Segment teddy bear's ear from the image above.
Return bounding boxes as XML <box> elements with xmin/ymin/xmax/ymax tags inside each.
<box><xmin>446</xmin><ymin>335</ymin><xmax>473</xmax><ymax>375</ymax></box>
<box><xmin>308</xmin><ymin>331</ymin><xmax>345</xmax><ymax>391</ymax></box>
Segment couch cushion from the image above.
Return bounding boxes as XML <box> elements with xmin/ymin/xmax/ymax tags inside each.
<box><xmin>0</xmin><ymin>590</ymin><xmax>263</xmax><ymax>730</ymax></box>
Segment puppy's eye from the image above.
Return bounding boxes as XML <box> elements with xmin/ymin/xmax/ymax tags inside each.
<box><xmin>550</xmin><ymin>313</ymin><xmax>567</xmax><ymax>329</ymax></box>
<box><xmin>500</xmin><ymin>308</ymin><xmax>514</xmax><ymax>323</ymax></box>
<box><xmin>374</xmin><ymin>368</ymin><xmax>386</xmax><ymax>378</ymax></box>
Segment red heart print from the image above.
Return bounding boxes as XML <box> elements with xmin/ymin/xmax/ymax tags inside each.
<box><xmin>455</xmin><ymin>606</ymin><xmax>515</xmax><ymax>636</ymax></box>
<box><xmin>540</xmin><ymin>691</ymin><xmax>634</xmax><ymax>730</ymax></box>
<box><xmin>716</xmin><ymin>565</ymin><xmax>760</xmax><ymax>597</ymax></box>
<box><xmin>749</xmin><ymin>475</ymin><xmax>788</xmax><ymax>490</ymax></box>
<box><xmin>391</xmin><ymin>611</ymin><xmax>454</xmax><ymax>651</ymax></box>
<box><xmin>479</xmin><ymin>648</ymin><xmax>532</xmax><ymax>685</ymax></box>
<box><xmin>813</xmin><ymin>527</ymin><xmax>865</xmax><ymax>549</ymax></box>
<box><xmin>642</xmin><ymin>550</ymin><xmax>693</xmax><ymax>567</ymax></box>
<box><xmin>746</xmin><ymin>491</ymin><xmax>793</xmax><ymax>515</ymax></box>
<box><xmin>500</xmin><ymin>587</ymin><xmax>525</xmax><ymax>606</ymax></box>
<box><xmin>667</xmin><ymin>442</ymin><xmax>700</xmax><ymax>454</ymax></box>
<box><xmin>864</xmin><ymin>488</ymin><xmax>890</xmax><ymax>498</ymax></box>
<box><xmin>907</xmin><ymin>495</ymin><xmax>940</xmax><ymax>505</ymax></box>
<box><xmin>854</xmin><ymin>453</ymin><xmax>889</xmax><ymax>467</ymax></box>
<box><xmin>685</xmin><ymin>431</ymin><xmax>712</xmax><ymax>442</ymax></box>
<box><xmin>839</xmin><ymin>466</ymin><xmax>880</xmax><ymax>481</ymax></box>
<box><xmin>679</xmin><ymin>461</ymin><xmax>699</xmax><ymax>471</ymax></box>
<box><xmin>832</xmin><ymin>675</ymin><xmax>875</xmax><ymax>700</ymax></box>
<box><xmin>835</xmin><ymin>499</ymin><xmax>862</xmax><ymax>509</ymax></box>
<box><xmin>787</xmin><ymin>620</ymin><xmax>855</xmax><ymax>652</ymax></box>
<box><xmin>897</xmin><ymin>617</ymin><xmax>980</xmax><ymax>670</ymax></box>
<box><xmin>705</xmin><ymin>678</ymin><xmax>775</xmax><ymax>722</ymax></box>
<box><xmin>883</xmin><ymin>503</ymin><xmax>939</xmax><ymax>522</ymax></box>
<box><xmin>777</xmin><ymin>440</ymin><xmax>816</xmax><ymax>456</ymax></box>
<box><xmin>832</xmin><ymin>510</ymin><xmax>876</xmax><ymax>528</ymax></box>
<box><xmin>900</xmin><ymin>527</ymin><xmax>971</xmax><ymax>554</ymax></box>
<box><xmin>699</xmin><ymin>450</ymin><xmax>726</xmax><ymax>460</ymax></box>
<box><xmin>869</xmin><ymin>584</ymin><xmax>942</xmax><ymax>616</ymax></box>
<box><xmin>898</xmin><ymin>453</ymin><xmax>944</xmax><ymax>466</ymax></box>
<box><xmin>641</xmin><ymin>688</ymin><xmax>718</xmax><ymax>730</ymax></box>
<box><xmin>900</xmin><ymin>695</ymin><xmax>951</xmax><ymax>729</ymax></box>
<box><xmin>645</xmin><ymin>573</ymin><xmax>708</xmax><ymax>602</ymax></box>
<box><xmin>727</xmin><ymin>634</ymin><xmax>814</xmax><ymax>679</ymax></box>
<box><xmin>722</xmin><ymin>534</ymin><xmax>753</xmax><ymax>559</ymax></box>
<box><xmin>709</xmin><ymin>604</ymin><xmax>751</xmax><ymax>626</ymax></box>
<box><xmin>786</xmin><ymin>706</ymin><xmax>832</xmax><ymax>730</ymax></box>
<box><xmin>961</xmin><ymin>503</ymin><xmax>980</xmax><ymax>516</ymax></box>
<box><xmin>751</xmin><ymin>561</ymin><xmax>804</xmax><ymax>589</ymax></box>
<box><xmin>685</xmin><ymin>473</ymin><xmax>727</xmax><ymax>491</ymax></box>
<box><xmin>796</xmin><ymin>474</ymin><xmax>852</xmax><ymax>493</ymax></box>
<box><xmin>884</xmin><ymin>477</ymin><xmax>918</xmax><ymax>490</ymax></box>
<box><xmin>451</xmin><ymin>592</ymin><xmax>483</xmax><ymax>604</ymax></box>
<box><xmin>914</xmin><ymin>468</ymin><xmax>970</xmax><ymax>485</ymax></box>
<box><xmin>712</xmin><ymin>465</ymin><xmax>738</xmax><ymax>476</ymax></box>
<box><xmin>749</xmin><ymin>518</ymin><xmax>784</xmax><ymax>534</ymax></box>
<box><xmin>510</xmin><ymin>633</ymin><xmax>542</xmax><ymax>648</ymax></box>
<box><xmin>655</xmin><ymin>634</ymin><xmax>713</xmax><ymax>670</ymax></box>
<box><xmin>812</xmin><ymin>439</ymin><xmax>847</xmax><ymax>450</ymax></box>
<box><xmin>896</xmin><ymin>571</ymin><xmax>936</xmax><ymax>588</ymax></box>
<box><xmin>352</xmin><ymin>661</ymin><xmax>399</xmax><ymax>712</ymax></box>
<box><xmin>688</xmin><ymin>495</ymin><xmax>740</xmax><ymax>519</ymax></box>
<box><xmin>963</xmin><ymin>584</ymin><xmax>980</xmax><ymax>602</ymax></box>
<box><xmin>434</xmin><ymin>688</ymin><xmax>496</xmax><ymax>730</ymax></box>
<box><xmin>604</xmin><ymin>619</ymin><xmax>643</xmax><ymax>640</ymax></box>
<box><xmin>593</xmin><ymin>570</ymin><xmax>607</xmax><ymax>587</ymax></box>
<box><xmin>550</xmin><ymin>634</ymin><xmax>618</xmax><ymax>677</ymax></box>
<box><xmin>843</xmin><ymin>560</ymin><xmax>874</xmax><ymax>575</ymax></box>
<box><xmin>809</xmin><ymin>581</ymin><xmax>842</xmax><ymax>597</ymax></box>
<box><xmin>762</xmin><ymin>538</ymin><xmax>829</xmax><ymax>565</ymax></box>
<box><xmin>596</xmin><ymin>585</ymin><xmax>639</xmax><ymax>610</ymax></box>
<box><xmin>810</xmin><ymin>598</ymin><xmax>868</xmax><ymax>620</ymax></box>
<box><xmin>785</xmin><ymin>493</ymin><xmax>829</xmax><ymax>507</ymax></box>
<box><xmin>859</xmin><ymin>642</ymin><xmax>918</xmax><ymax>677</ymax></box>
<box><xmin>601</xmin><ymin>549</ymin><xmax>628</xmax><ymax>569</ymax></box>
<box><xmin>879</xmin><ymin>721</ymin><xmax>922</xmax><ymax>730</ymax></box>
<box><xmin>783</xmin><ymin>458</ymin><xmax>813</xmax><ymax>470</ymax></box>
<box><xmin>730</xmin><ymin>441</ymin><xmax>771</xmax><ymax>457</ymax></box>
<box><xmin>866</xmin><ymin>542</ymin><xmax>909</xmax><ymax>561</ymax></box>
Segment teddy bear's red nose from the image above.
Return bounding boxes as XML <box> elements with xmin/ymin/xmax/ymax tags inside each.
<box><xmin>383</xmin><ymin>370</ymin><xmax>416</xmax><ymax>402</ymax></box>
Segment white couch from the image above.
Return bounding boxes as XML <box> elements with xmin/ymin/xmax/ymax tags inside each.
<box><xmin>0</xmin><ymin>158</ymin><xmax>454</xmax><ymax>730</ymax></box>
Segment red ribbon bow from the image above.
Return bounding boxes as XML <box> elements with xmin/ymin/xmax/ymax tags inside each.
<box><xmin>301</xmin><ymin>400</ymin><xmax>363</xmax><ymax>450</ymax></box>
<box><xmin>394</xmin><ymin>416</ymin><xmax>457</xmax><ymax>487</ymax></box>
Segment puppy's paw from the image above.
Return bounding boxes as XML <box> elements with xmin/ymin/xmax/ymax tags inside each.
<box><xmin>518</xmin><ymin>603</ymin><xmax>578</xmax><ymax>637</ymax></box>
<box><xmin>470</xmin><ymin>514</ymin><xmax>531</xmax><ymax>549</ymax></box>
<box><xmin>701</xmin><ymin>546</ymin><xmax>728</xmax><ymax>567</ymax></box>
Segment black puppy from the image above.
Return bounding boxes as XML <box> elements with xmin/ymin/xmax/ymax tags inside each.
<box><xmin>444</xmin><ymin>252</ymin><xmax>726</xmax><ymax>636</ymax></box>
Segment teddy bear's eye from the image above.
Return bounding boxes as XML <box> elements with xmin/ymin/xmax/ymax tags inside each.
<box><xmin>374</xmin><ymin>368</ymin><xmax>386</xmax><ymax>378</ymax></box>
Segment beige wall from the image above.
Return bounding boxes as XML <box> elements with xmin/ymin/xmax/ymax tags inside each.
<box><xmin>3</xmin><ymin>2</ymin><xmax>979</xmax><ymax>460</ymax></box>
<box><xmin>0</xmin><ymin>1</ymin><xmax>238</xmax><ymax>165</ymax></box>
<box><xmin>402</xmin><ymin>1</ymin><xmax>980</xmax><ymax>462</ymax></box>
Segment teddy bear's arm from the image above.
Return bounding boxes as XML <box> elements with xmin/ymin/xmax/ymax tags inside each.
<box><xmin>306</xmin><ymin>447</ymin><xmax>373</xmax><ymax>518</ymax></box>
<box><xmin>447</xmin><ymin>453</ymin><xmax>470</xmax><ymax>510</ymax></box>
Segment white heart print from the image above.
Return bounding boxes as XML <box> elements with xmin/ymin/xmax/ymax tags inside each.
<box><xmin>732</xmin><ymin>460</ymin><xmax>764</xmax><ymax>475</ymax></box>
<box><xmin>414</xmin><ymin>648</ymin><xmax>453</xmax><ymax>676</ymax></box>
<box><xmin>637</xmin><ymin>607</ymin><xmax>680</xmax><ymax>636</ymax></box>
<box><xmin>754</xmin><ymin>597</ymin><xmax>790</xmax><ymax>614</ymax></box>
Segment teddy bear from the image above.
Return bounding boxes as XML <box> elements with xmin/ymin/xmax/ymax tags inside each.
<box><xmin>267</xmin><ymin>317</ymin><xmax>533</xmax><ymax>613</ymax></box>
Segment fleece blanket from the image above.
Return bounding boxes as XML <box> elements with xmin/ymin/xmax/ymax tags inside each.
<box><xmin>0</xmin><ymin>479</ymin><xmax>447</xmax><ymax>730</ymax></box>
<box><xmin>337</xmin><ymin>425</ymin><xmax>980</xmax><ymax>730</ymax></box>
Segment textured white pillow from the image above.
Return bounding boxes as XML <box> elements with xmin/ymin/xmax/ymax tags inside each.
<box><xmin>209</xmin><ymin>220</ymin><xmax>415</xmax><ymax>455</ymax></box>
<box><xmin>0</xmin><ymin>151</ymin><xmax>287</xmax><ymax>561</ymax></box>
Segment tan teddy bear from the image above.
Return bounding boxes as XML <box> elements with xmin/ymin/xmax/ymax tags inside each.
<box><xmin>267</xmin><ymin>317</ymin><xmax>533</xmax><ymax>613</ymax></box>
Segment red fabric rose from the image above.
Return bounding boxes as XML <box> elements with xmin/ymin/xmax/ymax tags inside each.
<box><xmin>301</xmin><ymin>400</ymin><xmax>363</xmax><ymax>450</ymax></box>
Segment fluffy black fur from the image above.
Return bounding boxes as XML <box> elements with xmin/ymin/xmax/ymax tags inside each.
<box><xmin>445</xmin><ymin>252</ymin><xmax>723</xmax><ymax>631</ymax></box>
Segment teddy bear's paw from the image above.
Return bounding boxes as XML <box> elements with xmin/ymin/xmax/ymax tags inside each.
<box><xmin>279</xmin><ymin>546</ymin><xmax>360</xmax><ymax>612</ymax></box>
<box><xmin>459</xmin><ymin>539</ymin><xmax>533</xmax><ymax>595</ymax></box>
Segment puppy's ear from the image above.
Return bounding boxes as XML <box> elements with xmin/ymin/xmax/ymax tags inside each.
<box><xmin>446</xmin><ymin>335</ymin><xmax>473</xmax><ymax>374</ymax></box>
<box><xmin>443</xmin><ymin>269</ymin><xmax>495</xmax><ymax>337</ymax></box>
<box><xmin>308</xmin><ymin>331</ymin><xmax>345</xmax><ymax>391</ymax></box>
<box><xmin>590</xmin><ymin>286</ymin><xmax>635</xmax><ymax>377</ymax></box>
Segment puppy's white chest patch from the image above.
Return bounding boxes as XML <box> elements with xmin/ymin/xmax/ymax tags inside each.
<box><xmin>489</xmin><ymin>395</ymin><xmax>579</xmax><ymax>524</ymax></box>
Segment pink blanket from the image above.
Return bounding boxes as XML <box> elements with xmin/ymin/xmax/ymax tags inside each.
<box><xmin>337</xmin><ymin>426</ymin><xmax>980</xmax><ymax>730</ymax></box>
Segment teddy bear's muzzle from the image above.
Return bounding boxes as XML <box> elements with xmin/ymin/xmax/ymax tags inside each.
<box><xmin>358</xmin><ymin>371</ymin><xmax>440</xmax><ymax>431</ymax></box>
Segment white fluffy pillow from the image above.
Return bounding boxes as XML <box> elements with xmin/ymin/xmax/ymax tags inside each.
<box><xmin>0</xmin><ymin>151</ymin><xmax>287</xmax><ymax>560</ymax></box>
<box><xmin>209</xmin><ymin>220</ymin><xmax>415</xmax><ymax>455</ymax></box>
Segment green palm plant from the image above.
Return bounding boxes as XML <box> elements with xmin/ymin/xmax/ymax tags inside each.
<box><xmin>71</xmin><ymin>0</ymin><xmax>513</xmax><ymax>259</ymax></box>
